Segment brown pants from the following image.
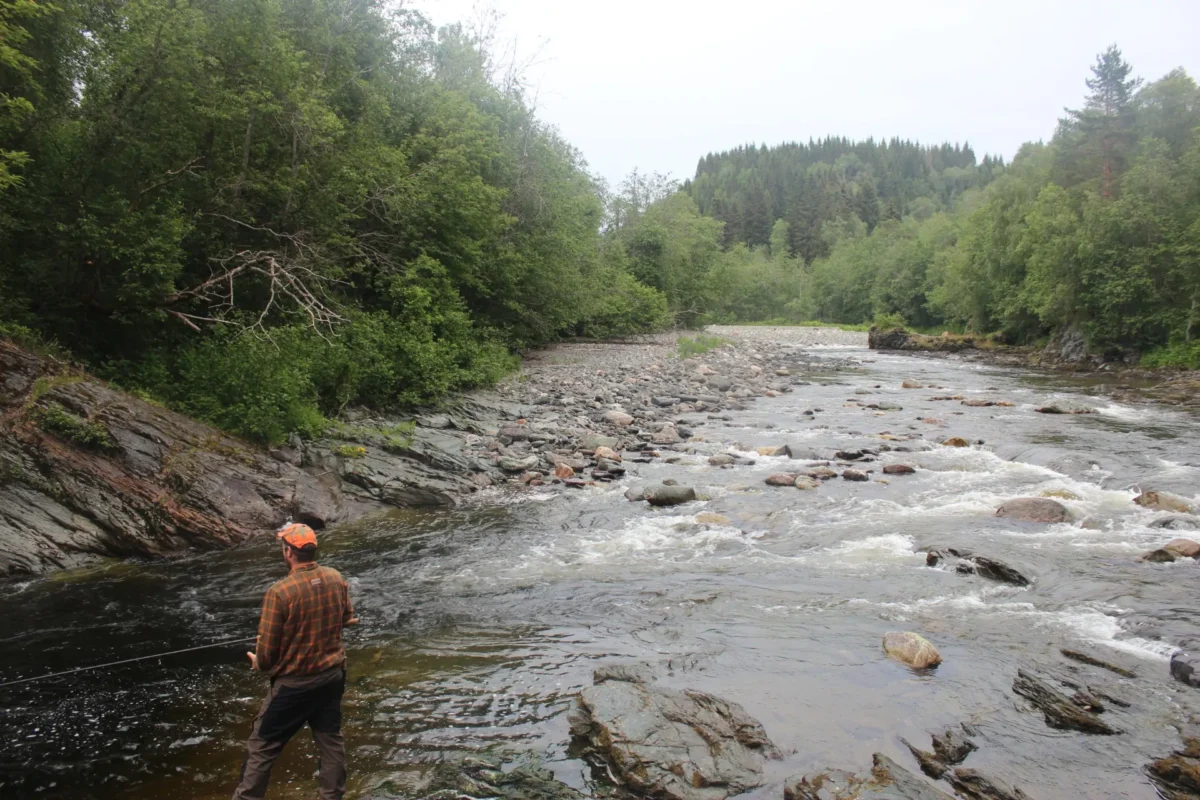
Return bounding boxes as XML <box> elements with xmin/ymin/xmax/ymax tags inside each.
<box><xmin>232</xmin><ymin>664</ymin><xmax>347</xmax><ymax>800</ymax></box>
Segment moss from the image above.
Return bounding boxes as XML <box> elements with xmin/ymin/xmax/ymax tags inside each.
<box><xmin>29</xmin><ymin>374</ymin><xmax>82</xmax><ymax>403</ymax></box>
<box><xmin>33</xmin><ymin>401</ymin><xmax>118</xmax><ymax>452</ymax></box>
<box><xmin>332</xmin><ymin>444</ymin><xmax>368</xmax><ymax>459</ymax></box>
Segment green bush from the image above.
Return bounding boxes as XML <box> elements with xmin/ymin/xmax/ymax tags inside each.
<box><xmin>1141</xmin><ymin>341</ymin><xmax>1200</xmax><ymax>370</ymax></box>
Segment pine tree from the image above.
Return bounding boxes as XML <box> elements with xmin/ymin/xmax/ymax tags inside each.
<box><xmin>1058</xmin><ymin>45</ymin><xmax>1143</xmax><ymax>197</ymax></box>
<box><xmin>855</xmin><ymin>180</ymin><xmax>881</xmax><ymax>232</ymax></box>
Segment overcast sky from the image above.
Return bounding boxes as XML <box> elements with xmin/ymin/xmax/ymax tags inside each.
<box><xmin>416</xmin><ymin>0</ymin><xmax>1200</xmax><ymax>188</ymax></box>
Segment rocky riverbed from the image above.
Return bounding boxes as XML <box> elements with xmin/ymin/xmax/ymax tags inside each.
<box><xmin>4</xmin><ymin>326</ymin><xmax>1200</xmax><ymax>800</ymax></box>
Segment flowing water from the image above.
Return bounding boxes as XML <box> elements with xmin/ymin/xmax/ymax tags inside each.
<box><xmin>3</xmin><ymin>347</ymin><xmax>1200</xmax><ymax>799</ymax></box>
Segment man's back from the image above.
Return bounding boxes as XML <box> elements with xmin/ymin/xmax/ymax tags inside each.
<box><xmin>255</xmin><ymin>562</ymin><xmax>352</xmax><ymax>677</ymax></box>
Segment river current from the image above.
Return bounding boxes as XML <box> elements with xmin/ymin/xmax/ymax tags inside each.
<box><xmin>2</xmin><ymin>344</ymin><xmax>1199</xmax><ymax>799</ymax></box>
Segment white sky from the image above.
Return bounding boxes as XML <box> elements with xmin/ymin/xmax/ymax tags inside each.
<box><xmin>416</xmin><ymin>0</ymin><xmax>1200</xmax><ymax>187</ymax></box>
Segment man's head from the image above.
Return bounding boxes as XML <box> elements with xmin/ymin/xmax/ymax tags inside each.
<box><xmin>277</xmin><ymin>522</ymin><xmax>318</xmax><ymax>567</ymax></box>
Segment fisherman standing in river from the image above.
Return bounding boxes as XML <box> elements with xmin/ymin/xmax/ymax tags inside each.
<box><xmin>233</xmin><ymin>523</ymin><xmax>356</xmax><ymax>800</ymax></box>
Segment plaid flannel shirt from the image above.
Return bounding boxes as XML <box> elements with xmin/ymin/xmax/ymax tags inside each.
<box><xmin>255</xmin><ymin>562</ymin><xmax>353</xmax><ymax>677</ymax></box>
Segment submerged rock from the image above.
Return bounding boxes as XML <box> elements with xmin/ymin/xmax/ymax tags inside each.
<box><xmin>569</xmin><ymin>667</ymin><xmax>781</xmax><ymax>800</ymax></box>
<box><xmin>1147</xmin><ymin>735</ymin><xmax>1200</xmax><ymax>800</ymax></box>
<box><xmin>883</xmin><ymin>464</ymin><xmax>916</xmax><ymax>475</ymax></box>
<box><xmin>995</xmin><ymin>497</ymin><xmax>1070</xmax><ymax>523</ymax></box>
<box><xmin>1011</xmin><ymin>669</ymin><xmax>1119</xmax><ymax>734</ymax></box>
<box><xmin>402</xmin><ymin>756</ymin><xmax>586</xmax><ymax>800</ymax></box>
<box><xmin>902</xmin><ymin>726</ymin><xmax>977</xmax><ymax>779</ymax></box>
<box><xmin>794</xmin><ymin>476</ymin><xmax>820</xmax><ymax>490</ymax></box>
<box><xmin>766</xmin><ymin>473</ymin><xmax>798</xmax><ymax>486</ymax></box>
<box><xmin>842</xmin><ymin>469</ymin><xmax>870</xmax><ymax>482</ymax></box>
<box><xmin>941</xmin><ymin>437</ymin><xmax>971</xmax><ymax>448</ymax></box>
<box><xmin>946</xmin><ymin>768</ymin><xmax>1033</xmax><ymax>800</ymax></box>
<box><xmin>882</xmin><ymin>631</ymin><xmax>942</xmax><ymax>669</ymax></box>
<box><xmin>785</xmin><ymin>753</ymin><xmax>955</xmax><ymax>800</ymax></box>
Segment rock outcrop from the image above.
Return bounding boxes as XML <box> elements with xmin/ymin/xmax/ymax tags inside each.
<box><xmin>568</xmin><ymin>666</ymin><xmax>781</xmax><ymax>800</ymax></box>
<box><xmin>1011</xmin><ymin>669</ymin><xmax>1119</xmax><ymax>734</ymax></box>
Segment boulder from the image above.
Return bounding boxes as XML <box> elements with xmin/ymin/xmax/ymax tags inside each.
<box><xmin>624</xmin><ymin>486</ymin><xmax>646</xmax><ymax>502</ymax></box>
<box><xmin>1164</xmin><ymin>538</ymin><xmax>1200</xmax><ymax>559</ymax></box>
<box><xmin>995</xmin><ymin>497</ymin><xmax>1070</xmax><ymax>523</ymax></box>
<box><xmin>1143</xmin><ymin>548</ymin><xmax>1178</xmax><ymax>563</ymax></box>
<box><xmin>1151</xmin><ymin>516</ymin><xmax>1200</xmax><ymax>531</ymax></box>
<box><xmin>593</xmin><ymin>445</ymin><xmax>621</xmax><ymax>462</ymax></box>
<box><xmin>645</xmin><ymin>485</ymin><xmax>697</xmax><ymax>507</ymax></box>
<box><xmin>902</xmin><ymin>380</ymin><xmax>924</xmax><ymax>389</ymax></box>
<box><xmin>794</xmin><ymin>476</ymin><xmax>820</xmax><ymax>490</ymax></box>
<box><xmin>499</xmin><ymin>424</ymin><xmax>530</xmax><ymax>442</ymax></box>
<box><xmin>499</xmin><ymin>454</ymin><xmax>540</xmax><ymax>473</ymax></box>
<box><xmin>569</xmin><ymin>668</ymin><xmax>781</xmax><ymax>800</ymax></box>
<box><xmin>652</xmin><ymin>396</ymin><xmax>680</xmax><ymax>408</ymax></box>
<box><xmin>652</xmin><ymin>427</ymin><xmax>682</xmax><ymax>445</ymax></box>
<box><xmin>707</xmin><ymin>376</ymin><xmax>734</xmax><ymax>392</ymax></box>
<box><xmin>1011</xmin><ymin>670</ymin><xmax>1118</xmax><ymax>734</ymax></box>
<box><xmin>882</xmin><ymin>631</ymin><xmax>942</xmax><ymax>669</ymax></box>
<box><xmin>1171</xmin><ymin>652</ymin><xmax>1200</xmax><ymax>688</ymax></box>
<box><xmin>708</xmin><ymin>454</ymin><xmax>736</xmax><ymax>467</ymax></box>
<box><xmin>602</xmin><ymin>409</ymin><xmax>634</xmax><ymax>426</ymax></box>
<box><xmin>883</xmin><ymin>464</ymin><xmax>916</xmax><ymax>475</ymax></box>
<box><xmin>941</xmin><ymin>437</ymin><xmax>971</xmax><ymax>448</ymax></box>
<box><xmin>961</xmin><ymin>399</ymin><xmax>997</xmax><ymax>407</ymax></box>
<box><xmin>843</xmin><ymin>469</ymin><xmax>870</xmax><ymax>482</ymax></box>
<box><xmin>553</xmin><ymin>463</ymin><xmax>575</xmax><ymax>480</ymax></box>
<box><xmin>595</xmin><ymin>457</ymin><xmax>625</xmax><ymax>475</ymax></box>
<box><xmin>971</xmin><ymin>556</ymin><xmax>1031</xmax><ymax>587</ymax></box>
<box><xmin>805</xmin><ymin>467</ymin><xmax>838</xmax><ymax>480</ymax></box>
<box><xmin>1135</xmin><ymin>491</ymin><xmax>1197</xmax><ymax>514</ymax></box>
<box><xmin>756</xmin><ymin>445</ymin><xmax>791</xmax><ymax>457</ymax></box>
<box><xmin>766</xmin><ymin>473</ymin><xmax>798</xmax><ymax>487</ymax></box>
<box><xmin>785</xmin><ymin>753</ymin><xmax>956</xmax><ymax>800</ymax></box>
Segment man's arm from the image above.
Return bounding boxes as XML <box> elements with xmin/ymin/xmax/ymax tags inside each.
<box><xmin>342</xmin><ymin>578</ymin><xmax>357</xmax><ymax>627</ymax></box>
<box><xmin>252</xmin><ymin>587</ymin><xmax>286</xmax><ymax>673</ymax></box>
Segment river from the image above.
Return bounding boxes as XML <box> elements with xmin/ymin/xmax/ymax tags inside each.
<box><xmin>2</xmin><ymin>335</ymin><xmax>1199</xmax><ymax>799</ymax></box>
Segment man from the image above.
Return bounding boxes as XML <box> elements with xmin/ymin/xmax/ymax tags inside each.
<box><xmin>233</xmin><ymin>522</ymin><xmax>356</xmax><ymax>800</ymax></box>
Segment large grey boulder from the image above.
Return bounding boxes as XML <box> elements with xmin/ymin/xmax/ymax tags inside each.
<box><xmin>569</xmin><ymin>667</ymin><xmax>780</xmax><ymax>800</ymax></box>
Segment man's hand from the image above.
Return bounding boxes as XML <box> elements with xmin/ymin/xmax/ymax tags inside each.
<box><xmin>347</xmin><ymin>617</ymin><xmax>360</xmax><ymax>625</ymax></box>
<box><xmin>246</xmin><ymin>651</ymin><xmax>258</xmax><ymax>671</ymax></box>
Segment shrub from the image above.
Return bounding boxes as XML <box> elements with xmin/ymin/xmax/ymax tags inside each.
<box><xmin>676</xmin><ymin>334</ymin><xmax>727</xmax><ymax>358</ymax></box>
<box><xmin>1141</xmin><ymin>341</ymin><xmax>1200</xmax><ymax>370</ymax></box>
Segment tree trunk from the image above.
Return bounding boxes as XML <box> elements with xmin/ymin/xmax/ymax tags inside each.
<box><xmin>233</xmin><ymin>110</ymin><xmax>254</xmax><ymax>201</ymax></box>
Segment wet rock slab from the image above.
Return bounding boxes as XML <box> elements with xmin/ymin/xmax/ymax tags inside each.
<box><xmin>785</xmin><ymin>753</ymin><xmax>955</xmax><ymax>800</ymax></box>
<box><xmin>1012</xmin><ymin>669</ymin><xmax>1119</xmax><ymax>734</ymax></box>
<box><xmin>568</xmin><ymin>665</ymin><xmax>781</xmax><ymax>800</ymax></box>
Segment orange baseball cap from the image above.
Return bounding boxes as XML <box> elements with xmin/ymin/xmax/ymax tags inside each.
<box><xmin>277</xmin><ymin>522</ymin><xmax>317</xmax><ymax>550</ymax></box>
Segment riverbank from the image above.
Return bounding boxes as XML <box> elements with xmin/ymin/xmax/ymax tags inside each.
<box><xmin>869</xmin><ymin>326</ymin><xmax>1200</xmax><ymax>411</ymax></box>
<box><xmin>0</xmin><ymin>327</ymin><xmax>866</xmax><ymax>575</ymax></box>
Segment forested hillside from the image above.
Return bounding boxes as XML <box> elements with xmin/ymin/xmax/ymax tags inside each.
<box><xmin>0</xmin><ymin>0</ymin><xmax>667</xmax><ymax>443</ymax></box>
<box><xmin>609</xmin><ymin>46</ymin><xmax>1198</xmax><ymax>366</ymax></box>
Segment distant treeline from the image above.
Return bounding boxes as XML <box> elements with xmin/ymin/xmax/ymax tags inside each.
<box><xmin>612</xmin><ymin>46</ymin><xmax>1199</xmax><ymax>367</ymax></box>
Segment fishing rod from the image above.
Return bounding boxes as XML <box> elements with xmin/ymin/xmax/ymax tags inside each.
<box><xmin>0</xmin><ymin>636</ymin><xmax>257</xmax><ymax>688</ymax></box>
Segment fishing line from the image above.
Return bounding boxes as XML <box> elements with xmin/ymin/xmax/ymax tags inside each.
<box><xmin>0</xmin><ymin>636</ymin><xmax>257</xmax><ymax>688</ymax></box>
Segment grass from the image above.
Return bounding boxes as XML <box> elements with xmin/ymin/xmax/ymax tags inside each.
<box><xmin>676</xmin><ymin>334</ymin><xmax>728</xmax><ymax>357</ymax></box>
<box><xmin>33</xmin><ymin>401</ymin><xmax>118</xmax><ymax>452</ymax></box>
<box><xmin>331</xmin><ymin>444</ymin><xmax>368</xmax><ymax>459</ymax></box>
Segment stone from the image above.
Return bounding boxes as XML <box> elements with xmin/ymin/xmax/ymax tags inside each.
<box><xmin>836</xmin><ymin>449</ymin><xmax>869</xmax><ymax>461</ymax></box>
<box><xmin>1143</xmin><ymin>548</ymin><xmax>1177</xmax><ymax>563</ymax></box>
<box><xmin>902</xmin><ymin>379</ymin><xmax>923</xmax><ymax>389</ymax></box>
<box><xmin>707</xmin><ymin>376</ymin><xmax>734</xmax><ymax>392</ymax></box>
<box><xmin>553</xmin><ymin>463</ymin><xmax>575</xmax><ymax>480</ymax></box>
<box><xmin>961</xmin><ymin>399</ymin><xmax>997</xmax><ymax>407</ymax></box>
<box><xmin>882</xmin><ymin>631</ymin><xmax>942</xmax><ymax>669</ymax></box>
<box><xmin>593</xmin><ymin>445</ymin><xmax>621</xmax><ymax>462</ymax></box>
<box><xmin>595</xmin><ymin>457</ymin><xmax>625</xmax><ymax>475</ymax></box>
<box><xmin>843</xmin><ymin>469</ymin><xmax>870</xmax><ymax>482</ymax></box>
<box><xmin>1164</xmin><ymin>538</ymin><xmax>1200</xmax><ymax>558</ymax></box>
<box><xmin>1147</xmin><ymin>738</ymin><xmax>1200</xmax><ymax>800</ymax></box>
<box><xmin>409</xmin><ymin>755</ymin><xmax>586</xmax><ymax>800</ymax></box>
<box><xmin>581</xmin><ymin>434</ymin><xmax>619</xmax><ymax>451</ymax></box>
<box><xmin>696</xmin><ymin>512</ymin><xmax>731</xmax><ymax>525</ymax></box>
<box><xmin>602</xmin><ymin>409</ymin><xmax>634</xmax><ymax>426</ymax></box>
<box><xmin>1035</xmin><ymin>404</ymin><xmax>1094</xmax><ymax>415</ymax></box>
<box><xmin>708</xmin><ymin>453</ymin><xmax>736</xmax><ymax>467</ymax></box>
<box><xmin>499</xmin><ymin>454</ymin><xmax>540</xmax><ymax>473</ymax></box>
<box><xmin>499</xmin><ymin>424</ymin><xmax>530</xmax><ymax>442</ymax></box>
<box><xmin>1011</xmin><ymin>670</ymin><xmax>1118</xmax><ymax>734</ymax></box>
<box><xmin>941</xmin><ymin>437</ymin><xmax>970</xmax><ymax>447</ymax></box>
<box><xmin>785</xmin><ymin>753</ymin><xmax>956</xmax><ymax>800</ymax></box>
<box><xmin>883</xmin><ymin>464</ymin><xmax>916</xmax><ymax>475</ymax></box>
<box><xmin>756</xmin><ymin>445</ymin><xmax>791</xmax><ymax>457</ymax></box>
<box><xmin>1171</xmin><ymin>652</ymin><xmax>1200</xmax><ymax>688</ymax></box>
<box><xmin>651</xmin><ymin>427</ymin><xmax>682</xmax><ymax>445</ymax></box>
<box><xmin>570</xmin><ymin>669</ymin><xmax>781</xmax><ymax>800</ymax></box>
<box><xmin>644</xmin><ymin>485</ymin><xmax>697</xmax><ymax>507</ymax></box>
<box><xmin>805</xmin><ymin>467</ymin><xmax>838</xmax><ymax>480</ymax></box>
<box><xmin>794</xmin><ymin>476</ymin><xmax>819</xmax><ymax>490</ymax></box>
<box><xmin>624</xmin><ymin>486</ymin><xmax>646</xmax><ymax>502</ymax></box>
<box><xmin>695</xmin><ymin>364</ymin><xmax>717</xmax><ymax>376</ymax></box>
<box><xmin>766</xmin><ymin>473</ymin><xmax>799</xmax><ymax>486</ymax></box>
<box><xmin>902</xmin><ymin>727</ymin><xmax>976</xmax><ymax>780</ymax></box>
<box><xmin>971</xmin><ymin>556</ymin><xmax>1031</xmax><ymax>587</ymax></box>
<box><xmin>995</xmin><ymin>497</ymin><xmax>1070</xmax><ymax>523</ymax></box>
<box><xmin>652</xmin><ymin>396</ymin><xmax>680</xmax><ymax>407</ymax></box>
<box><xmin>1135</xmin><ymin>491</ymin><xmax>1197</xmax><ymax>514</ymax></box>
